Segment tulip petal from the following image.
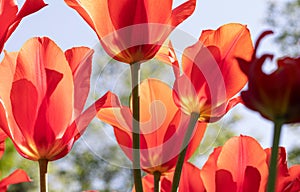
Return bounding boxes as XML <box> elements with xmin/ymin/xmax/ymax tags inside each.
<box><xmin>108</xmin><ymin>0</ymin><xmax>172</xmax><ymax>29</ymax></box>
<box><xmin>138</xmin><ymin>79</ymin><xmax>178</xmax><ymax>148</ymax></box>
<box><xmin>201</xmin><ymin>147</ymin><xmax>222</xmax><ymax>192</ymax></box>
<box><xmin>65</xmin><ymin>47</ymin><xmax>94</xmax><ymax>119</ymax></box>
<box><xmin>198</xmin><ymin>23</ymin><xmax>253</xmax><ymax>99</ymax></box>
<box><xmin>64</xmin><ymin>0</ymin><xmax>114</xmax><ymax>38</ymax></box>
<box><xmin>10</xmin><ymin>79</ymin><xmax>38</xmax><ymax>139</ymax></box>
<box><xmin>0</xmin><ymin>0</ymin><xmax>46</xmax><ymax>52</ymax></box>
<box><xmin>0</xmin><ymin>169</ymin><xmax>31</xmax><ymax>190</ymax></box>
<box><xmin>72</xmin><ymin>91</ymin><xmax>121</xmax><ymax>138</ymax></box>
<box><xmin>15</xmin><ymin>37</ymin><xmax>74</xmax><ymax>137</ymax></box>
<box><xmin>171</xmin><ymin>0</ymin><xmax>196</xmax><ymax>27</ymax></box>
<box><xmin>215</xmin><ymin>169</ymin><xmax>237</xmax><ymax>192</ymax></box>
<box><xmin>179</xmin><ymin>162</ymin><xmax>205</xmax><ymax>192</ymax></box>
<box><xmin>217</xmin><ymin>135</ymin><xmax>268</xmax><ymax>192</ymax></box>
<box><xmin>243</xmin><ymin>166</ymin><xmax>261</xmax><ymax>192</ymax></box>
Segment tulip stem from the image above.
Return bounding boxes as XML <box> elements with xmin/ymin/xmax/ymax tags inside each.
<box><xmin>171</xmin><ymin>112</ymin><xmax>199</xmax><ymax>192</ymax></box>
<box><xmin>130</xmin><ymin>63</ymin><xmax>143</xmax><ymax>192</ymax></box>
<box><xmin>38</xmin><ymin>159</ymin><xmax>48</xmax><ymax>192</ymax></box>
<box><xmin>267</xmin><ymin>120</ymin><xmax>283</xmax><ymax>192</ymax></box>
<box><xmin>154</xmin><ymin>171</ymin><xmax>161</xmax><ymax>192</ymax></box>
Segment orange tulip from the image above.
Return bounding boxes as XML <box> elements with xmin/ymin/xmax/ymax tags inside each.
<box><xmin>98</xmin><ymin>79</ymin><xmax>206</xmax><ymax>174</ymax></box>
<box><xmin>201</xmin><ymin>135</ymin><xmax>269</xmax><ymax>192</ymax></box>
<box><xmin>238</xmin><ymin>31</ymin><xmax>300</xmax><ymax>123</ymax></box>
<box><xmin>0</xmin><ymin>37</ymin><xmax>113</xmax><ymax>161</ymax></box>
<box><xmin>133</xmin><ymin>162</ymin><xmax>205</xmax><ymax>192</ymax></box>
<box><xmin>64</xmin><ymin>0</ymin><xmax>196</xmax><ymax>64</ymax></box>
<box><xmin>157</xmin><ymin>23</ymin><xmax>253</xmax><ymax>122</ymax></box>
<box><xmin>0</xmin><ymin>0</ymin><xmax>47</xmax><ymax>53</ymax></box>
<box><xmin>0</xmin><ymin>130</ymin><xmax>31</xmax><ymax>191</ymax></box>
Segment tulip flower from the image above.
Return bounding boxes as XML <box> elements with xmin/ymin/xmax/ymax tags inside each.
<box><xmin>237</xmin><ymin>30</ymin><xmax>300</xmax><ymax>192</ymax></box>
<box><xmin>201</xmin><ymin>135</ymin><xmax>269</xmax><ymax>192</ymax></box>
<box><xmin>156</xmin><ymin>23</ymin><xmax>253</xmax><ymax>191</ymax></box>
<box><xmin>159</xmin><ymin>23</ymin><xmax>253</xmax><ymax>122</ymax></box>
<box><xmin>64</xmin><ymin>0</ymin><xmax>196</xmax><ymax>64</ymax></box>
<box><xmin>0</xmin><ymin>130</ymin><xmax>31</xmax><ymax>191</ymax></box>
<box><xmin>238</xmin><ymin>31</ymin><xmax>300</xmax><ymax>124</ymax></box>
<box><xmin>0</xmin><ymin>0</ymin><xmax>47</xmax><ymax>53</ymax></box>
<box><xmin>0</xmin><ymin>37</ymin><xmax>114</xmax><ymax>191</ymax></box>
<box><xmin>265</xmin><ymin>147</ymin><xmax>300</xmax><ymax>192</ymax></box>
<box><xmin>133</xmin><ymin>162</ymin><xmax>205</xmax><ymax>192</ymax></box>
<box><xmin>98</xmin><ymin>79</ymin><xmax>206</xmax><ymax>174</ymax></box>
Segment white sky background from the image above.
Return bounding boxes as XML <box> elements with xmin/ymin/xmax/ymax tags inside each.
<box><xmin>6</xmin><ymin>0</ymin><xmax>299</xmax><ymax>157</ymax></box>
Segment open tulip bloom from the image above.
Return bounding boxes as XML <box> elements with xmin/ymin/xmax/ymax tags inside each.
<box><xmin>98</xmin><ymin>79</ymin><xmax>207</xmax><ymax>174</ymax></box>
<box><xmin>0</xmin><ymin>37</ymin><xmax>115</xmax><ymax>191</ymax></box>
<box><xmin>64</xmin><ymin>0</ymin><xmax>196</xmax><ymax>64</ymax></box>
<box><xmin>155</xmin><ymin>23</ymin><xmax>254</xmax><ymax>191</ymax></box>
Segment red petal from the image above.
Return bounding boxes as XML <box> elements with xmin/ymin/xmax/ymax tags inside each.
<box><xmin>217</xmin><ymin>135</ymin><xmax>268</xmax><ymax>192</ymax></box>
<box><xmin>0</xmin><ymin>0</ymin><xmax>46</xmax><ymax>52</ymax></box>
<box><xmin>198</xmin><ymin>23</ymin><xmax>253</xmax><ymax>99</ymax></box>
<box><xmin>64</xmin><ymin>0</ymin><xmax>113</xmax><ymax>38</ymax></box>
<box><xmin>15</xmin><ymin>37</ymin><xmax>74</xmax><ymax>137</ymax></box>
<box><xmin>171</xmin><ymin>0</ymin><xmax>196</xmax><ymax>27</ymax></box>
<box><xmin>0</xmin><ymin>169</ymin><xmax>31</xmax><ymax>190</ymax></box>
<box><xmin>215</xmin><ymin>169</ymin><xmax>237</xmax><ymax>192</ymax></box>
<box><xmin>179</xmin><ymin>162</ymin><xmax>205</xmax><ymax>192</ymax></box>
<box><xmin>10</xmin><ymin>79</ymin><xmax>38</xmax><ymax>140</ymax></box>
<box><xmin>65</xmin><ymin>47</ymin><xmax>94</xmax><ymax>119</ymax></box>
<box><xmin>243</xmin><ymin>166</ymin><xmax>261</xmax><ymax>192</ymax></box>
<box><xmin>108</xmin><ymin>0</ymin><xmax>172</xmax><ymax>29</ymax></box>
<box><xmin>201</xmin><ymin>147</ymin><xmax>222</xmax><ymax>192</ymax></box>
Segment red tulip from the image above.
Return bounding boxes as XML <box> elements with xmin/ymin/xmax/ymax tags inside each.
<box><xmin>0</xmin><ymin>0</ymin><xmax>47</xmax><ymax>53</ymax></box>
<box><xmin>238</xmin><ymin>31</ymin><xmax>300</xmax><ymax>123</ymax></box>
<box><xmin>265</xmin><ymin>147</ymin><xmax>300</xmax><ymax>192</ymax></box>
<box><xmin>64</xmin><ymin>0</ymin><xmax>196</xmax><ymax>64</ymax></box>
<box><xmin>98</xmin><ymin>79</ymin><xmax>206</xmax><ymax>174</ymax></box>
<box><xmin>201</xmin><ymin>135</ymin><xmax>269</xmax><ymax>192</ymax></box>
<box><xmin>157</xmin><ymin>23</ymin><xmax>253</xmax><ymax>122</ymax></box>
<box><xmin>0</xmin><ymin>130</ymin><xmax>31</xmax><ymax>192</ymax></box>
<box><xmin>133</xmin><ymin>162</ymin><xmax>205</xmax><ymax>192</ymax></box>
<box><xmin>0</xmin><ymin>37</ymin><xmax>114</xmax><ymax>161</ymax></box>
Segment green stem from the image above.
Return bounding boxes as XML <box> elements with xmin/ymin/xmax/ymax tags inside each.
<box><xmin>38</xmin><ymin>159</ymin><xmax>48</xmax><ymax>192</ymax></box>
<box><xmin>267</xmin><ymin>120</ymin><xmax>283</xmax><ymax>192</ymax></box>
<box><xmin>171</xmin><ymin>112</ymin><xmax>200</xmax><ymax>192</ymax></box>
<box><xmin>130</xmin><ymin>63</ymin><xmax>143</xmax><ymax>192</ymax></box>
<box><xmin>154</xmin><ymin>171</ymin><xmax>161</xmax><ymax>192</ymax></box>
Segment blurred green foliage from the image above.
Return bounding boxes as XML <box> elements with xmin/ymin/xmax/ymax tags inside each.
<box><xmin>266</xmin><ymin>0</ymin><xmax>300</xmax><ymax>56</ymax></box>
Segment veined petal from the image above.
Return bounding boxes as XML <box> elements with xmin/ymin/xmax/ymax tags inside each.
<box><xmin>198</xmin><ymin>23</ymin><xmax>253</xmax><ymax>99</ymax></box>
<box><xmin>65</xmin><ymin>47</ymin><xmax>94</xmax><ymax>119</ymax></box>
<box><xmin>0</xmin><ymin>169</ymin><xmax>31</xmax><ymax>191</ymax></box>
<box><xmin>217</xmin><ymin>135</ymin><xmax>268</xmax><ymax>192</ymax></box>
<box><xmin>138</xmin><ymin>79</ymin><xmax>178</xmax><ymax>147</ymax></box>
<box><xmin>64</xmin><ymin>0</ymin><xmax>114</xmax><ymax>38</ymax></box>
<box><xmin>171</xmin><ymin>0</ymin><xmax>196</xmax><ymax>27</ymax></box>
<box><xmin>215</xmin><ymin>169</ymin><xmax>237</xmax><ymax>192</ymax></box>
<box><xmin>14</xmin><ymin>37</ymin><xmax>74</xmax><ymax>137</ymax></box>
<box><xmin>108</xmin><ymin>0</ymin><xmax>172</xmax><ymax>29</ymax></box>
<box><xmin>201</xmin><ymin>147</ymin><xmax>222</xmax><ymax>192</ymax></box>
<box><xmin>0</xmin><ymin>0</ymin><xmax>47</xmax><ymax>52</ymax></box>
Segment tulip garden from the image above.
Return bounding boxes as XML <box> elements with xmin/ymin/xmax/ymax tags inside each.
<box><xmin>0</xmin><ymin>0</ymin><xmax>300</xmax><ymax>192</ymax></box>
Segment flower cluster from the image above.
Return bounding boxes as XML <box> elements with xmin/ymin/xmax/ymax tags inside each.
<box><xmin>0</xmin><ymin>0</ymin><xmax>299</xmax><ymax>192</ymax></box>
